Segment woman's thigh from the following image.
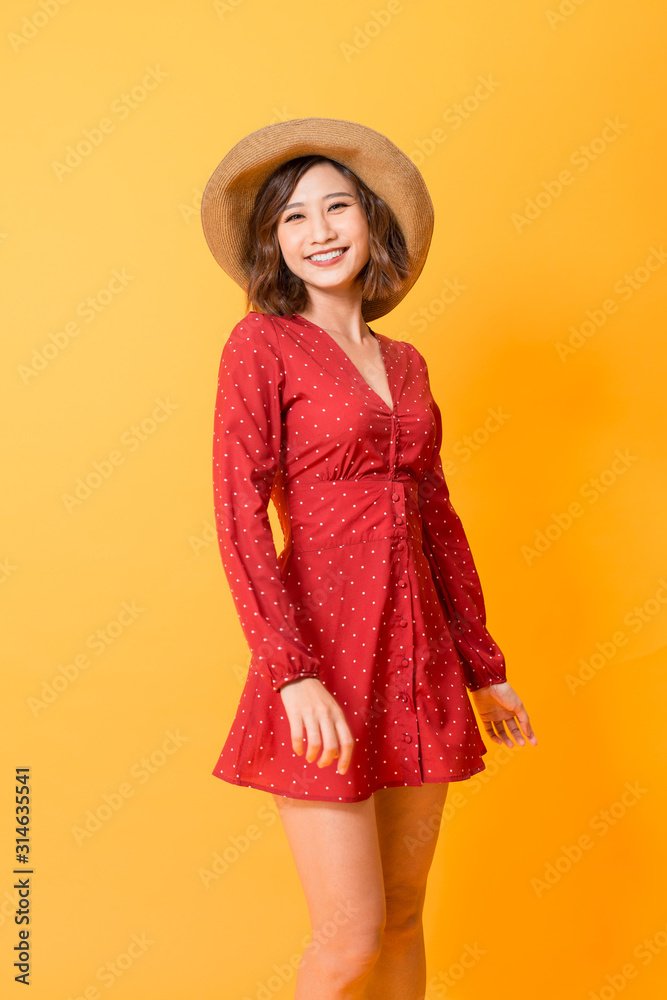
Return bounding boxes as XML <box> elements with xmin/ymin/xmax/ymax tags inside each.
<box><xmin>372</xmin><ymin>782</ymin><xmax>449</xmax><ymax>923</ymax></box>
<box><xmin>273</xmin><ymin>792</ymin><xmax>386</xmax><ymax>940</ymax></box>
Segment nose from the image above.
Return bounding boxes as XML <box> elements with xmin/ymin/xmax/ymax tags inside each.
<box><xmin>307</xmin><ymin>209</ymin><xmax>337</xmax><ymax>246</ymax></box>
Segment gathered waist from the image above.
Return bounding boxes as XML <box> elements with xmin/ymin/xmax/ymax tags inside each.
<box><xmin>282</xmin><ymin>477</ymin><xmax>423</xmax><ymax>552</ymax></box>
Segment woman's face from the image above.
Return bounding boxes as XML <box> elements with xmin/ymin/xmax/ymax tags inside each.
<box><xmin>275</xmin><ymin>161</ymin><xmax>370</xmax><ymax>301</ymax></box>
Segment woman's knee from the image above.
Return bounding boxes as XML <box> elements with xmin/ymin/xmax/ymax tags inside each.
<box><xmin>383</xmin><ymin>883</ymin><xmax>427</xmax><ymax>935</ymax></box>
<box><xmin>311</xmin><ymin>921</ymin><xmax>384</xmax><ymax>982</ymax></box>
<box><xmin>311</xmin><ymin>903</ymin><xmax>386</xmax><ymax>974</ymax></box>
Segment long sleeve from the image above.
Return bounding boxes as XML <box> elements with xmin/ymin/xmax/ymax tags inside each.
<box><xmin>415</xmin><ymin>352</ymin><xmax>507</xmax><ymax>691</ymax></box>
<box><xmin>212</xmin><ymin>314</ymin><xmax>322</xmax><ymax>694</ymax></box>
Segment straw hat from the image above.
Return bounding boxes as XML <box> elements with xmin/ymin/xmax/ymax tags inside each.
<box><xmin>200</xmin><ymin>117</ymin><xmax>434</xmax><ymax>321</ymax></box>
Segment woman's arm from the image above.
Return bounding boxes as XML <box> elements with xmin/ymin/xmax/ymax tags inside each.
<box><xmin>414</xmin><ymin>348</ymin><xmax>507</xmax><ymax>691</ymax></box>
<box><xmin>212</xmin><ymin>313</ymin><xmax>322</xmax><ymax>693</ymax></box>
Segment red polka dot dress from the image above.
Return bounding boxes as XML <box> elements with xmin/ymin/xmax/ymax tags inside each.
<box><xmin>211</xmin><ymin>311</ymin><xmax>507</xmax><ymax>802</ymax></box>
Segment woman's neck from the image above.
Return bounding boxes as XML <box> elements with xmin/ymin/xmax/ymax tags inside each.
<box><xmin>298</xmin><ymin>290</ymin><xmax>370</xmax><ymax>345</ymax></box>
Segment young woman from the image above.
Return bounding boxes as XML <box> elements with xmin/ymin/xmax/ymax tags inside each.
<box><xmin>201</xmin><ymin>117</ymin><xmax>537</xmax><ymax>1000</ymax></box>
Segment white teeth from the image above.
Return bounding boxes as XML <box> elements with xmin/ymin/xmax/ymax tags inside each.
<box><xmin>309</xmin><ymin>248</ymin><xmax>346</xmax><ymax>262</ymax></box>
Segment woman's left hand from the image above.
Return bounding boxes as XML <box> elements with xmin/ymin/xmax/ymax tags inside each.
<box><xmin>469</xmin><ymin>681</ymin><xmax>538</xmax><ymax>749</ymax></box>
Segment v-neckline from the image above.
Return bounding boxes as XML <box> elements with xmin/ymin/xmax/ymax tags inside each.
<box><xmin>293</xmin><ymin>313</ymin><xmax>395</xmax><ymax>414</ymax></box>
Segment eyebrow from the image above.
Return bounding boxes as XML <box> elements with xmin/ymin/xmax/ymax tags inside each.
<box><xmin>282</xmin><ymin>191</ymin><xmax>355</xmax><ymax>212</ymax></box>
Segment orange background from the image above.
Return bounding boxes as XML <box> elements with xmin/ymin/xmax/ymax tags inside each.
<box><xmin>2</xmin><ymin>1</ymin><xmax>666</xmax><ymax>997</ymax></box>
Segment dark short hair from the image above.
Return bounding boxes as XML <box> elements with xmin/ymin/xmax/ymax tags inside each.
<box><xmin>244</xmin><ymin>155</ymin><xmax>410</xmax><ymax>319</ymax></box>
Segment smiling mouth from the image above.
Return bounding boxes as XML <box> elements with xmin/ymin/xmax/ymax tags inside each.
<box><xmin>306</xmin><ymin>247</ymin><xmax>349</xmax><ymax>262</ymax></box>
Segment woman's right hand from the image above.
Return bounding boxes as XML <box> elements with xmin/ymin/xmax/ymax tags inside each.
<box><xmin>279</xmin><ymin>677</ymin><xmax>355</xmax><ymax>775</ymax></box>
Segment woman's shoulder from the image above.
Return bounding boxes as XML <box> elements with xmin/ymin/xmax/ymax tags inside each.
<box><xmin>397</xmin><ymin>337</ymin><xmax>427</xmax><ymax>366</ymax></box>
<box><xmin>225</xmin><ymin>311</ymin><xmax>284</xmax><ymax>350</ymax></box>
<box><xmin>221</xmin><ymin>312</ymin><xmax>285</xmax><ymax>373</ymax></box>
<box><xmin>375</xmin><ymin>328</ymin><xmax>429</xmax><ymax>371</ymax></box>
<box><xmin>228</xmin><ymin>310</ymin><xmax>278</xmax><ymax>338</ymax></box>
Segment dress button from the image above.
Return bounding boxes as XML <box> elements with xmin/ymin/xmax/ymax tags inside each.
<box><xmin>401</xmin><ymin>658</ymin><xmax>409</xmax><ymax>666</ymax></box>
<box><xmin>399</xmin><ymin>692</ymin><xmax>408</xmax><ymax>703</ymax></box>
<box><xmin>400</xmin><ymin>619</ymin><xmax>408</xmax><ymax>628</ymax></box>
<box><xmin>395</xmin><ymin>516</ymin><xmax>404</xmax><ymax>525</ymax></box>
<box><xmin>398</xmin><ymin>579</ymin><xmax>406</xmax><ymax>588</ymax></box>
<box><xmin>391</xmin><ymin>492</ymin><xmax>399</xmax><ymax>502</ymax></box>
<box><xmin>397</xmin><ymin>541</ymin><xmax>405</xmax><ymax>551</ymax></box>
<box><xmin>403</xmin><ymin>734</ymin><xmax>412</xmax><ymax>744</ymax></box>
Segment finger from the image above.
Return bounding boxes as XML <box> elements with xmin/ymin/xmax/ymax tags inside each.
<box><xmin>287</xmin><ymin>716</ymin><xmax>305</xmax><ymax>756</ymax></box>
<box><xmin>304</xmin><ymin>736</ymin><xmax>323</xmax><ymax>764</ymax></box>
<box><xmin>318</xmin><ymin>715</ymin><xmax>355</xmax><ymax>771</ymax></box>
<box><xmin>315</xmin><ymin>716</ymin><xmax>342</xmax><ymax>769</ymax></box>
<box><xmin>484</xmin><ymin>722</ymin><xmax>504</xmax><ymax>745</ymax></box>
<box><xmin>503</xmin><ymin>718</ymin><xmax>526</xmax><ymax>746</ymax></box>
<box><xmin>335</xmin><ymin>724</ymin><xmax>355</xmax><ymax>774</ymax></box>
<box><xmin>515</xmin><ymin>705</ymin><xmax>538</xmax><ymax>744</ymax></box>
<box><xmin>492</xmin><ymin>718</ymin><xmax>515</xmax><ymax>748</ymax></box>
<box><xmin>300</xmin><ymin>715</ymin><xmax>323</xmax><ymax>764</ymax></box>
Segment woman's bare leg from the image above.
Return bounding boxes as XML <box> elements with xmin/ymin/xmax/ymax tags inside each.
<box><xmin>364</xmin><ymin>782</ymin><xmax>449</xmax><ymax>1000</ymax></box>
<box><xmin>273</xmin><ymin>793</ymin><xmax>386</xmax><ymax>1000</ymax></box>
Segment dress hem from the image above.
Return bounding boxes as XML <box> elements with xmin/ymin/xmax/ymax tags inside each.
<box><xmin>211</xmin><ymin>761</ymin><xmax>488</xmax><ymax>803</ymax></box>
